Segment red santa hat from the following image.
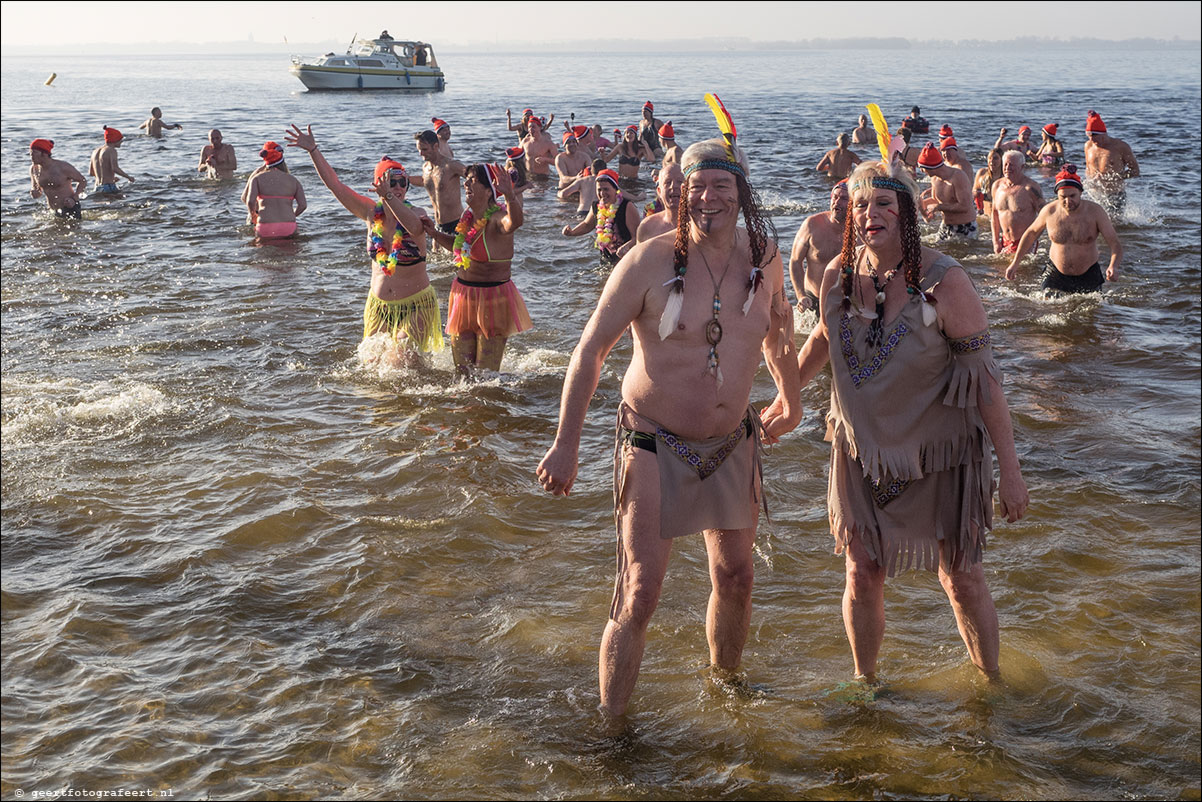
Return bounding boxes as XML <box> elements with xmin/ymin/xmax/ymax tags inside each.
<box><xmin>939</xmin><ymin>136</ymin><xmax>958</xmax><ymax>151</ymax></box>
<box><xmin>1086</xmin><ymin>111</ymin><xmax>1107</xmax><ymax>134</ymax></box>
<box><xmin>1055</xmin><ymin>164</ymin><xmax>1083</xmax><ymax>192</ymax></box>
<box><xmin>917</xmin><ymin>143</ymin><xmax>944</xmax><ymax>170</ymax></box>
<box><xmin>658</xmin><ymin>121</ymin><xmax>675</xmax><ymax>139</ymax></box>
<box><xmin>595</xmin><ymin>169</ymin><xmax>620</xmax><ymax>188</ymax></box>
<box><xmin>430</xmin><ymin>117</ymin><xmax>449</xmax><ymax>133</ymax></box>
<box><xmin>103</xmin><ymin>126</ymin><xmax>123</xmax><ymax>144</ymax></box>
<box><xmin>30</xmin><ymin>138</ymin><xmax>54</xmax><ymax>154</ymax></box>
<box><xmin>260</xmin><ymin>141</ymin><xmax>284</xmax><ymax>165</ymax></box>
<box><xmin>374</xmin><ymin>156</ymin><xmax>406</xmax><ymax>183</ymax></box>
<box><xmin>1042</xmin><ymin>123</ymin><xmax>1059</xmax><ymax>138</ymax></box>
<box><xmin>938</xmin><ymin>124</ymin><xmax>954</xmax><ymax>138</ymax></box>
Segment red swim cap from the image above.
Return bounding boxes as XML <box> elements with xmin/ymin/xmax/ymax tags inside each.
<box><xmin>431</xmin><ymin>117</ymin><xmax>449</xmax><ymax>133</ymax></box>
<box><xmin>1055</xmin><ymin>165</ymin><xmax>1083</xmax><ymax>192</ymax></box>
<box><xmin>917</xmin><ymin>143</ymin><xmax>944</xmax><ymax>169</ymax></box>
<box><xmin>1018</xmin><ymin>125</ymin><xmax>1031</xmax><ymax>134</ymax></box>
<box><xmin>658</xmin><ymin>121</ymin><xmax>675</xmax><ymax>139</ymax></box>
<box><xmin>374</xmin><ymin>156</ymin><xmax>406</xmax><ymax>183</ymax></box>
<box><xmin>30</xmin><ymin>138</ymin><xmax>54</xmax><ymax>154</ymax></box>
<box><xmin>1086</xmin><ymin>111</ymin><xmax>1107</xmax><ymax>134</ymax></box>
<box><xmin>505</xmin><ymin>146</ymin><xmax>524</xmax><ymax>160</ymax></box>
<box><xmin>643</xmin><ymin>101</ymin><xmax>654</xmax><ymax>111</ymax></box>
<box><xmin>939</xmin><ymin>136</ymin><xmax>958</xmax><ymax>151</ymax></box>
<box><xmin>596</xmin><ymin>169</ymin><xmax>620</xmax><ymax>188</ymax></box>
<box><xmin>572</xmin><ymin>125</ymin><xmax>590</xmax><ymax>139</ymax></box>
<box><xmin>103</xmin><ymin>126</ymin><xmax>123</xmax><ymax>144</ymax></box>
<box><xmin>938</xmin><ymin>124</ymin><xmax>954</xmax><ymax>138</ymax></box>
<box><xmin>260</xmin><ymin>141</ymin><xmax>284</xmax><ymax>165</ymax></box>
<box><xmin>1043</xmin><ymin>123</ymin><xmax>1059</xmax><ymax>137</ymax></box>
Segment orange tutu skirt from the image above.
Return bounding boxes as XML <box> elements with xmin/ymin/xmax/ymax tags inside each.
<box><xmin>445</xmin><ymin>278</ymin><xmax>533</xmax><ymax>338</ymax></box>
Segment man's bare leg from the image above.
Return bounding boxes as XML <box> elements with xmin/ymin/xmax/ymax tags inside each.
<box><xmin>599</xmin><ymin>447</ymin><xmax>672</xmax><ymax>717</ymax></box>
<box><xmin>938</xmin><ymin>558</ymin><xmax>1000</xmax><ymax>678</ymax></box>
<box><xmin>702</xmin><ymin>525</ymin><xmax>757</xmax><ymax>672</ymax></box>
<box><xmin>843</xmin><ymin>536</ymin><xmax>887</xmax><ymax>681</ymax></box>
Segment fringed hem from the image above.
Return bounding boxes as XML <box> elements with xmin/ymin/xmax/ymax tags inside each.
<box><xmin>944</xmin><ymin>343</ymin><xmax>1002</xmax><ymax>407</ymax></box>
<box><xmin>362</xmin><ymin>286</ymin><xmax>445</xmax><ymax>353</ymax></box>
<box><xmin>828</xmin><ymin>445</ymin><xmax>994</xmax><ymax>577</ymax></box>
<box><xmin>826</xmin><ymin>414</ymin><xmax>990</xmax><ymax>484</ymax></box>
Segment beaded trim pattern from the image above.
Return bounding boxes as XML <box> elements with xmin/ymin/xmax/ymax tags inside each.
<box><xmin>948</xmin><ymin>330</ymin><xmax>992</xmax><ymax>354</ymax></box>
<box><xmin>851</xmin><ymin>176</ymin><xmax>912</xmax><ymax>195</ymax></box>
<box><xmin>682</xmin><ymin>158</ymin><xmax>746</xmax><ymax>179</ymax></box>
<box><xmin>657</xmin><ymin>425</ymin><xmax>744</xmax><ymax>480</ymax></box>
<box><xmin>870</xmin><ymin>475</ymin><xmax>914</xmax><ymax>507</ymax></box>
<box><xmin>840</xmin><ymin>310</ymin><xmax>910</xmax><ymax>388</ymax></box>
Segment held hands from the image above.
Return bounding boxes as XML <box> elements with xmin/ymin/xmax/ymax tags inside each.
<box><xmin>758</xmin><ymin>394</ymin><xmax>802</xmax><ymax>445</ymax></box>
<box><xmin>285</xmin><ymin>124</ymin><xmax>317</xmax><ymax>153</ymax></box>
<box><xmin>536</xmin><ymin>443</ymin><xmax>578</xmax><ymax>497</ymax></box>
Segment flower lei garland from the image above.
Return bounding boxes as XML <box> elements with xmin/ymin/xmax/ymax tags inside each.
<box><xmin>594</xmin><ymin>192</ymin><xmax>623</xmax><ymax>253</ymax></box>
<box><xmin>452</xmin><ymin>203</ymin><xmax>500</xmax><ymax>269</ymax></box>
<box><xmin>369</xmin><ymin>200</ymin><xmax>413</xmax><ymax>276</ymax></box>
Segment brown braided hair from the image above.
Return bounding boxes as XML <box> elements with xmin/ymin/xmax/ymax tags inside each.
<box><xmin>672</xmin><ymin>168</ymin><xmax>777</xmax><ymax>276</ymax></box>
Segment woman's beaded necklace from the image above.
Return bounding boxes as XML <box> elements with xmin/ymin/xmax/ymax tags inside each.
<box><xmin>369</xmin><ymin>201</ymin><xmax>411</xmax><ymax>276</ymax></box>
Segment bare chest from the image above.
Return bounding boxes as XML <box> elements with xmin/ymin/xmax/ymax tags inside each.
<box><xmin>1048</xmin><ymin>212</ymin><xmax>1097</xmax><ymax>244</ymax></box>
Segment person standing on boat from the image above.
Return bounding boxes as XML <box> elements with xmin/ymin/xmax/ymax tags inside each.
<box><xmin>409</xmin><ymin>129</ymin><xmax>465</xmax><ymax>236</ymax></box>
<box><xmin>761</xmin><ymin>159</ymin><xmax>1029</xmax><ymax>687</ymax></box>
<box><xmin>138</xmin><ymin>107</ymin><xmax>182</xmax><ymax>138</ymax></box>
<box><xmin>426</xmin><ymin>163</ymin><xmax>530</xmax><ymax>375</ymax></box>
<box><xmin>89</xmin><ymin>126</ymin><xmax>134</xmax><ymax>194</ymax></box>
<box><xmin>198</xmin><ymin>129</ymin><xmax>237</xmax><ymax>180</ymax></box>
<box><xmin>29</xmin><ymin>139</ymin><xmax>86</xmax><ymax>219</ymax></box>
<box><xmin>520</xmin><ymin>116</ymin><xmax>559</xmax><ymax>179</ymax></box>
<box><xmin>244</xmin><ymin>141</ymin><xmax>305</xmax><ymax>239</ymax></box>
<box><xmin>285</xmin><ymin>124</ymin><xmax>443</xmax><ymax>356</ymax></box>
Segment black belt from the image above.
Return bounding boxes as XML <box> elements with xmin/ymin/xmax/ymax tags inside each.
<box><xmin>456</xmin><ymin>278</ymin><xmax>508</xmax><ymax>288</ymax></box>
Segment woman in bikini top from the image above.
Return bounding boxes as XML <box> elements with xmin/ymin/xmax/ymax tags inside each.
<box><xmin>607</xmin><ymin>126</ymin><xmax>654</xmax><ymax>180</ymax></box>
<box><xmin>972</xmin><ymin>148</ymin><xmax>1004</xmax><ymax>217</ymax></box>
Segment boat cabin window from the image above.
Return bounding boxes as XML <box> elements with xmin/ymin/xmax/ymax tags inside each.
<box><xmin>358</xmin><ymin>59</ymin><xmax>383</xmax><ymax>67</ymax></box>
<box><xmin>328</xmin><ymin>58</ymin><xmax>347</xmax><ymax>65</ymax></box>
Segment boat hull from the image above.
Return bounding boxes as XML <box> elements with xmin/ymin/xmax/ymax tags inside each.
<box><xmin>290</xmin><ymin>65</ymin><xmax>445</xmax><ymax>91</ymax></box>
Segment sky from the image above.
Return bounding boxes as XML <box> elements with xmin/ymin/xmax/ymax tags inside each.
<box><xmin>2</xmin><ymin>0</ymin><xmax>1200</xmax><ymax>47</ymax></box>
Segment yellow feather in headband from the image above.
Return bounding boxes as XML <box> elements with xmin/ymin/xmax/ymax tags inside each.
<box><xmin>704</xmin><ymin>93</ymin><xmax>737</xmax><ymax>161</ymax></box>
<box><xmin>866</xmin><ymin>103</ymin><xmax>892</xmax><ymax>163</ymax></box>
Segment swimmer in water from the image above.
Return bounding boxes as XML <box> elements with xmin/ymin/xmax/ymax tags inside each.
<box><xmin>29</xmin><ymin>138</ymin><xmax>86</xmax><ymax>219</ymax></box>
<box><xmin>1083</xmin><ymin>110</ymin><xmax>1139</xmax><ymax>215</ymax></box>
<box><xmin>973</xmin><ymin>148</ymin><xmax>1004</xmax><ymax>218</ymax></box>
<box><xmin>816</xmin><ymin>133</ymin><xmax>862</xmax><ymax>180</ymax></box>
<box><xmin>991</xmin><ymin>151</ymin><xmax>1044</xmax><ymax>256</ymax></box>
<box><xmin>918</xmin><ymin>144</ymin><xmax>977</xmax><ymax>241</ymax></box>
<box><xmin>243</xmin><ymin>141</ymin><xmax>305</xmax><ymax>239</ymax></box>
<box><xmin>852</xmin><ymin>114</ymin><xmax>873</xmax><ymax>145</ymax></box>
<box><xmin>198</xmin><ymin>129</ymin><xmax>237</xmax><ymax>180</ymax></box>
<box><xmin>520</xmin><ymin>116</ymin><xmax>559</xmax><ymax>178</ymax></box>
<box><xmin>555</xmin><ymin>132</ymin><xmax>589</xmax><ymax>187</ymax></box>
<box><xmin>1035</xmin><ymin>123</ymin><xmax>1065</xmax><ymax>168</ymax></box>
<box><xmin>788</xmin><ymin>180</ymin><xmax>849</xmax><ymax>317</ymax></box>
<box><xmin>562</xmin><ymin>168</ymin><xmax>641</xmax><ymax>267</ymax></box>
<box><xmin>658</xmin><ymin>121</ymin><xmax>683</xmax><ymax>165</ymax></box>
<box><xmin>557</xmin><ymin>158</ymin><xmax>607</xmax><ymax>216</ymax></box>
<box><xmin>939</xmin><ymin>136</ymin><xmax>974</xmax><ymax>185</ymax></box>
<box><xmin>138</xmin><ymin>107</ymin><xmax>182</xmax><ymax>138</ymax></box>
<box><xmin>994</xmin><ymin>125</ymin><xmax>1037</xmax><ymax>160</ymax></box>
<box><xmin>407</xmin><ymin>129</ymin><xmax>465</xmax><ymax>237</ymax></box>
<box><xmin>431</xmin><ymin>117</ymin><xmax>454</xmax><ymax>159</ymax></box>
<box><xmin>1005</xmin><ymin>164</ymin><xmax>1122</xmax><ymax>293</ymax></box>
<box><xmin>635</xmin><ymin>160</ymin><xmax>683</xmax><ymax>242</ymax></box>
<box><xmin>285</xmin><ymin>123</ymin><xmax>443</xmax><ymax>356</ymax></box>
<box><xmin>89</xmin><ymin>126</ymin><xmax>134</xmax><ymax>194</ymax></box>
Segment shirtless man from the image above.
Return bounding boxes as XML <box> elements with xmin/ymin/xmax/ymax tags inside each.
<box><xmin>788</xmin><ymin>180</ymin><xmax>848</xmax><ymax>316</ymax></box>
<box><xmin>994</xmin><ymin>126</ymin><xmax>1036</xmax><ymax>159</ymax></box>
<box><xmin>918</xmin><ymin>143</ymin><xmax>977</xmax><ymax>240</ymax></box>
<box><xmin>557</xmin><ymin>158</ymin><xmax>607</xmax><ymax>216</ymax></box>
<box><xmin>816</xmin><ymin>133</ymin><xmax>862</xmax><ymax>180</ymax></box>
<box><xmin>198</xmin><ymin>129</ymin><xmax>237</xmax><ymax>180</ymax></box>
<box><xmin>940</xmin><ymin>137</ymin><xmax>974</xmax><ymax>185</ymax></box>
<box><xmin>431</xmin><ymin>117</ymin><xmax>454</xmax><ymax>158</ymax></box>
<box><xmin>138</xmin><ymin>107</ymin><xmax>182</xmax><ymax>138</ymax></box>
<box><xmin>537</xmin><ymin>137</ymin><xmax>801</xmax><ymax>718</ymax></box>
<box><xmin>1005</xmin><ymin>165</ymin><xmax>1122</xmax><ymax>294</ymax></box>
<box><xmin>520</xmin><ymin>116</ymin><xmax>559</xmax><ymax>178</ymax></box>
<box><xmin>635</xmin><ymin>160</ymin><xmax>683</xmax><ymax>242</ymax></box>
<box><xmin>852</xmin><ymin>114</ymin><xmax>873</xmax><ymax>145</ymax></box>
<box><xmin>991</xmin><ymin>151</ymin><xmax>1044</xmax><ymax>255</ymax></box>
<box><xmin>1083</xmin><ymin>110</ymin><xmax>1139</xmax><ymax>214</ymax></box>
<box><xmin>658</xmin><ymin>122</ymin><xmax>683</xmax><ymax>164</ymax></box>
<box><xmin>409</xmin><ymin>129</ymin><xmax>465</xmax><ymax>235</ymax></box>
<box><xmin>89</xmin><ymin>126</ymin><xmax>134</xmax><ymax>194</ymax></box>
<box><xmin>29</xmin><ymin>139</ymin><xmax>86</xmax><ymax>218</ymax></box>
<box><xmin>555</xmin><ymin>133</ymin><xmax>589</xmax><ymax>187</ymax></box>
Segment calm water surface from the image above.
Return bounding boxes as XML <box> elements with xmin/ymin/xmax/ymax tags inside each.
<box><xmin>2</xmin><ymin>49</ymin><xmax>1200</xmax><ymax>800</ymax></box>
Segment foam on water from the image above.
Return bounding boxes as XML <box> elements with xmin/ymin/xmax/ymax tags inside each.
<box><xmin>2</xmin><ymin>378</ymin><xmax>174</xmax><ymax>443</ymax></box>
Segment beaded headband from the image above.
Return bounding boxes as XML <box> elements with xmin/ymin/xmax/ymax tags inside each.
<box><xmin>682</xmin><ymin>158</ymin><xmax>746</xmax><ymax>179</ymax></box>
<box><xmin>851</xmin><ymin>176</ymin><xmax>911</xmax><ymax>195</ymax></box>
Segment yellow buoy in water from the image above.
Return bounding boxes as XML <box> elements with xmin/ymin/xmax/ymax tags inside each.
<box><xmin>45</xmin><ymin>72</ymin><xmax>57</xmax><ymax>86</ymax></box>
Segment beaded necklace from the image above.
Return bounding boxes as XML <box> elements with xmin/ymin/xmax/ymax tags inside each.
<box><xmin>452</xmin><ymin>203</ymin><xmax>500</xmax><ymax>269</ymax></box>
<box><xmin>863</xmin><ymin>255</ymin><xmax>902</xmax><ymax>347</ymax></box>
<box><xmin>369</xmin><ymin>200</ymin><xmax>412</xmax><ymax>276</ymax></box>
<box><xmin>594</xmin><ymin>192</ymin><xmax>623</xmax><ymax>253</ymax></box>
<box><xmin>697</xmin><ymin>243</ymin><xmax>735</xmax><ymax>387</ymax></box>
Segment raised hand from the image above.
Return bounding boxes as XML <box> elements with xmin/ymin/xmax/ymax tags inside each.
<box><xmin>285</xmin><ymin>124</ymin><xmax>317</xmax><ymax>153</ymax></box>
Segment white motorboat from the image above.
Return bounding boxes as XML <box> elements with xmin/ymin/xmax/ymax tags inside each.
<box><xmin>290</xmin><ymin>33</ymin><xmax>445</xmax><ymax>91</ymax></box>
